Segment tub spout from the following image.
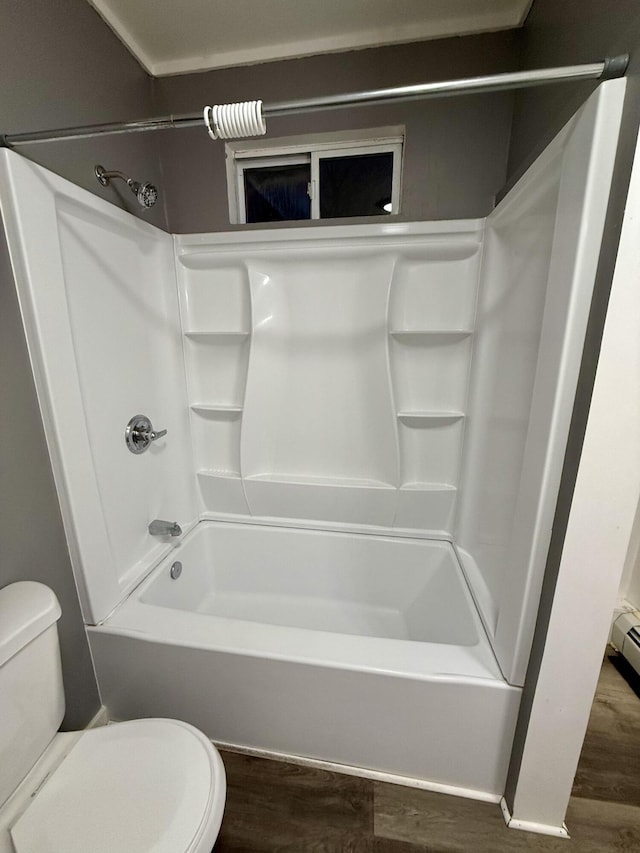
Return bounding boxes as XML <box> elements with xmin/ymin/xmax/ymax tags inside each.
<box><xmin>149</xmin><ymin>519</ymin><xmax>182</xmax><ymax>537</ymax></box>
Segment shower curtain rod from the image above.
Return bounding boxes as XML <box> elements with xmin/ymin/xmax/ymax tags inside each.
<box><xmin>1</xmin><ymin>55</ymin><xmax>628</xmax><ymax>148</ymax></box>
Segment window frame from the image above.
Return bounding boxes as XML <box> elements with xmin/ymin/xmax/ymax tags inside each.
<box><xmin>226</xmin><ymin>126</ymin><xmax>405</xmax><ymax>225</ymax></box>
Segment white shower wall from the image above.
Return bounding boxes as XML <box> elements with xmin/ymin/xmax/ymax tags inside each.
<box><xmin>176</xmin><ymin>223</ymin><xmax>481</xmax><ymax>532</ymax></box>
<box><xmin>0</xmin><ymin>156</ymin><xmax>198</xmax><ymax>622</ymax></box>
<box><xmin>457</xmin><ymin>82</ymin><xmax>625</xmax><ymax>684</ymax></box>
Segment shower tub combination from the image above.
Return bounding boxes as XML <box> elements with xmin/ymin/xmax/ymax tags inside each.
<box><xmin>94</xmin><ymin>521</ymin><xmax>517</xmax><ymax>796</ymax></box>
<box><xmin>0</xmin><ymin>80</ymin><xmax>625</xmax><ymax>801</ymax></box>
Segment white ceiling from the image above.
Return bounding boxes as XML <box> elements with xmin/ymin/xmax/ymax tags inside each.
<box><xmin>86</xmin><ymin>0</ymin><xmax>532</xmax><ymax>78</ymax></box>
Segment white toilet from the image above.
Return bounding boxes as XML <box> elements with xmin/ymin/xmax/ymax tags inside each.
<box><xmin>0</xmin><ymin>581</ymin><xmax>226</xmax><ymax>853</ymax></box>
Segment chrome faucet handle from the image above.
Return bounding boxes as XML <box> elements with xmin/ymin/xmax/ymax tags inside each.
<box><xmin>125</xmin><ymin>415</ymin><xmax>167</xmax><ymax>454</ymax></box>
<box><xmin>148</xmin><ymin>427</ymin><xmax>167</xmax><ymax>441</ymax></box>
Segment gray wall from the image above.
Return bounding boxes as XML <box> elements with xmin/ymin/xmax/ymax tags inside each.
<box><xmin>507</xmin><ymin>0</ymin><xmax>640</xmax><ymax>185</ymax></box>
<box><xmin>1</xmin><ymin>0</ymin><xmax>166</xmax><ymax>229</ymax></box>
<box><xmin>504</xmin><ymin>0</ymin><xmax>640</xmax><ymax>809</ymax></box>
<box><xmin>152</xmin><ymin>32</ymin><xmax>519</xmax><ymax>233</ymax></box>
<box><xmin>0</xmin><ymin>0</ymin><xmax>166</xmax><ymax>729</ymax></box>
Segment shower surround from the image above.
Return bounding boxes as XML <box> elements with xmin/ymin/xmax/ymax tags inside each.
<box><xmin>177</xmin><ymin>220</ymin><xmax>479</xmax><ymax>532</ymax></box>
<box><xmin>0</xmin><ymin>81</ymin><xmax>625</xmax><ymax>799</ymax></box>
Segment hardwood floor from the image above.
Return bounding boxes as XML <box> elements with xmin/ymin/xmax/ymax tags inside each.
<box><xmin>214</xmin><ymin>652</ymin><xmax>640</xmax><ymax>851</ymax></box>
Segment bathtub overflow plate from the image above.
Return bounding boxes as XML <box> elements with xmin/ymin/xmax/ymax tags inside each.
<box><xmin>170</xmin><ymin>561</ymin><xmax>182</xmax><ymax>580</ymax></box>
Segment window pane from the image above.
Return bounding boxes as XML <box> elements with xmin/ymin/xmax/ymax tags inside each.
<box><xmin>319</xmin><ymin>152</ymin><xmax>394</xmax><ymax>219</ymax></box>
<box><xmin>244</xmin><ymin>164</ymin><xmax>311</xmax><ymax>223</ymax></box>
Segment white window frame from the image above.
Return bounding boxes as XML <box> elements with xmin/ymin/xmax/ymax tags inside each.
<box><xmin>225</xmin><ymin>126</ymin><xmax>405</xmax><ymax>225</ymax></box>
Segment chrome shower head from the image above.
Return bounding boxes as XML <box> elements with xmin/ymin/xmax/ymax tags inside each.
<box><xmin>95</xmin><ymin>165</ymin><xmax>159</xmax><ymax>209</ymax></box>
<box><xmin>128</xmin><ymin>179</ymin><xmax>159</xmax><ymax>209</ymax></box>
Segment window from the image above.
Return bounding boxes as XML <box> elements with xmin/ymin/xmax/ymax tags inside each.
<box><xmin>226</xmin><ymin>127</ymin><xmax>404</xmax><ymax>224</ymax></box>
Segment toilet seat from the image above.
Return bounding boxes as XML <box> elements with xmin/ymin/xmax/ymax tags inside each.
<box><xmin>10</xmin><ymin>719</ymin><xmax>226</xmax><ymax>853</ymax></box>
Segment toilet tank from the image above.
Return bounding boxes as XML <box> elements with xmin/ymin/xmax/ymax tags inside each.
<box><xmin>0</xmin><ymin>582</ymin><xmax>65</xmax><ymax>808</ymax></box>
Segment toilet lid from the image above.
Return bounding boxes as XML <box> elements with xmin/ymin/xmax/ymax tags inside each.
<box><xmin>10</xmin><ymin>719</ymin><xmax>225</xmax><ymax>853</ymax></box>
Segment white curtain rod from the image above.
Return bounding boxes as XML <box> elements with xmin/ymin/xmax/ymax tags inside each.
<box><xmin>1</xmin><ymin>55</ymin><xmax>628</xmax><ymax>148</ymax></box>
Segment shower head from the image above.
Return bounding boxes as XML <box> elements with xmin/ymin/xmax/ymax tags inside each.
<box><xmin>128</xmin><ymin>179</ymin><xmax>159</xmax><ymax>209</ymax></box>
<box><xmin>95</xmin><ymin>165</ymin><xmax>158</xmax><ymax>209</ymax></box>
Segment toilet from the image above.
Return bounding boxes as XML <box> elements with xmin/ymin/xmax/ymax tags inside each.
<box><xmin>0</xmin><ymin>581</ymin><xmax>226</xmax><ymax>853</ymax></box>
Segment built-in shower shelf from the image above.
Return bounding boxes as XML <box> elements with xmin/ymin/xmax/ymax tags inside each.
<box><xmin>389</xmin><ymin>329</ymin><xmax>473</xmax><ymax>340</ymax></box>
<box><xmin>184</xmin><ymin>331</ymin><xmax>250</xmax><ymax>340</ymax></box>
<box><xmin>397</xmin><ymin>411</ymin><xmax>465</xmax><ymax>424</ymax></box>
<box><xmin>244</xmin><ymin>472</ymin><xmax>396</xmax><ymax>489</ymax></box>
<box><xmin>399</xmin><ymin>482</ymin><xmax>457</xmax><ymax>492</ymax></box>
<box><xmin>198</xmin><ymin>469</ymin><xmax>242</xmax><ymax>480</ymax></box>
<box><xmin>191</xmin><ymin>404</ymin><xmax>243</xmax><ymax>415</ymax></box>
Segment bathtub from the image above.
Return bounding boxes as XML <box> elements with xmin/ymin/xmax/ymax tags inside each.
<box><xmin>88</xmin><ymin>521</ymin><xmax>521</xmax><ymax>799</ymax></box>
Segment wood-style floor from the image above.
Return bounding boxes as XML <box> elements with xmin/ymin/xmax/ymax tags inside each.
<box><xmin>213</xmin><ymin>651</ymin><xmax>640</xmax><ymax>851</ymax></box>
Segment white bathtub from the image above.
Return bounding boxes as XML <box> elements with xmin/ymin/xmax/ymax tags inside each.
<box><xmin>89</xmin><ymin>521</ymin><xmax>521</xmax><ymax>798</ymax></box>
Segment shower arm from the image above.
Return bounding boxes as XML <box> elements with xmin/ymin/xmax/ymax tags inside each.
<box><xmin>0</xmin><ymin>55</ymin><xmax>628</xmax><ymax>148</ymax></box>
<box><xmin>95</xmin><ymin>166</ymin><xmax>139</xmax><ymax>190</ymax></box>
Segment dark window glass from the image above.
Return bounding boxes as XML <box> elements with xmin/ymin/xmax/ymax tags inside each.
<box><xmin>319</xmin><ymin>152</ymin><xmax>394</xmax><ymax>218</ymax></box>
<box><xmin>244</xmin><ymin>164</ymin><xmax>311</xmax><ymax>223</ymax></box>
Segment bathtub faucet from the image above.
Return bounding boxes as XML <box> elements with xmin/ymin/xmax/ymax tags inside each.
<box><xmin>148</xmin><ymin>519</ymin><xmax>182</xmax><ymax>537</ymax></box>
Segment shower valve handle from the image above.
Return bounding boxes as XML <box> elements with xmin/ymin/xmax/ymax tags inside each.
<box><xmin>125</xmin><ymin>414</ymin><xmax>167</xmax><ymax>454</ymax></box>
<box><xmin>147</xmin><ymin>427</ymin><xmax>167</xmax><ymax>441</ymax></box>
